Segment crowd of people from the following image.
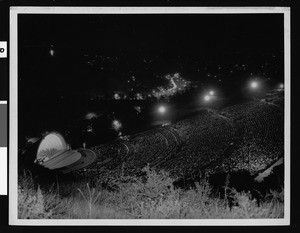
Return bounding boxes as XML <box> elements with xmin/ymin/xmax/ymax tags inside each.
<box><xmin>74</xmin><ymin>98</ymin><xmax>284</xmax><ymax>182</ymax></box>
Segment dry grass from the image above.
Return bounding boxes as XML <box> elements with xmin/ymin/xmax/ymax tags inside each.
<box><xmin>18</xmin><ymin>166</ymin><xmax>284</xmax><ymax>219</ymax></box>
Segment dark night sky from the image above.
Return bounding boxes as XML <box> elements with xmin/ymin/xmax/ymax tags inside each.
<box><xmin>18</xmin><ymin>13</ymin><xmax>284</xmax><ymax>98</ymax></box>
<box><xmin>19</xmin><ymin>14</ymin><xmax>283</xmax><ymax>53</ymax></box>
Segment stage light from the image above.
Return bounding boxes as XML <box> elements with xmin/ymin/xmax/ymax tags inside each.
<box><xmin>250</xmin><ymin>81</ymin><xmax>259</xmax><ymax>89</ymax></box>
<box><xmin>158</xmin><ymin>106</ymin><xmax>166</xmax><ymax>114</ymax></box>
<box><xmin>204</xmin><ymin>95</ymin><xmax>211</xmax><ymax>101</ymax></box>
<box><xmin>209</xmin><ymin>90</ymin><xmax>215</xmax><ymax>95</ymax></box>
<box><xmin>49</xmin><ymin>49</ymin><xmax>55</xmax><ymax>56</ymax></box>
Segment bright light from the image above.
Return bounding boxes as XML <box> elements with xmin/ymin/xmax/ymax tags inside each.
<box><xmin>204</xmin><ymin>95</ymin><xmax>211</xmax><ymax>101</ymax></box>
<box><xmin>114</xmin><ymin>93</ymin><xmax>120</xmax><ymax>100</ymax></box>
<box><xmin>85</xmin><ymin>112</ymin><xmax>97</xmax><ymax>120</ymax></box>
<box><xmin>158</xmin><ymin>106</ymin><xmax>166</xmax><ymax>114</ymax></box>
<box><xmin>49</xmin><ymin>49</ymin><xmax>55</xmax><ymax>56</ymax></box>
<box><xmin>279</xmin><ymin>83</ymin><xmax>284</xmax><ymax>89</ymax></box>
<box><xmin>112</xmin><ymin>120</ymin><xmax>122</xmax><ymax>131</ymax></box>
<box><xmin>209</xmin><ymin>90</ymin><xmax>215</xmax><ymax>95</ymax></box>
<box><xmin>250</xmin><ymin>81</ymin><xmax>259</xmax><ymax>89</ymax></box>
<box><xmin>136</xmin><ymin>93</ymin><xmax>143</xmax><ymax>100</ymax></box>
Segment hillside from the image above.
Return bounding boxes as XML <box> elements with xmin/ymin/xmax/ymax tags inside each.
<box><xmin>68</xmin><ymin>93</ymin><xmax>284</xmax><ymax>185</ymax></box>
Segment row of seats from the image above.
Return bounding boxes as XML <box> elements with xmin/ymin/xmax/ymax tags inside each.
<box><xmin>74</xmin><ymin>100</ymin><xmax>284</xmax><ymax>181</ymax></box>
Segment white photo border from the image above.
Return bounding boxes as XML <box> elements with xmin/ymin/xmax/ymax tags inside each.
<box><xmin>9</xmin><ymin>6</ymin><xmax>290</xmax><ymax>226</ymax></box>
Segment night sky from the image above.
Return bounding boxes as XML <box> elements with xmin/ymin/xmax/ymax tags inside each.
<box><xmin>18</xmin><ymin>13</ymin><xmax>284</xmax><ymax>99</ymax></box>
<box><xmin>16</xmin><ymin>12</ymin><xmax>286</xmax><ymax>148</ymax></box>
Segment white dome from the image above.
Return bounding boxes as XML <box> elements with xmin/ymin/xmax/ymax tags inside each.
<box><xmin>36</xmin><ymin>132</ymin><xmax>67</xmax><ymax>162</ymax></box>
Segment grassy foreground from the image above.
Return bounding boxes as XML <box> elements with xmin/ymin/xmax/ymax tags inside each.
<box><xmin>18</xmin><ymin>166</ymin><xmax>284</xmax><ymax>219</ymax></box>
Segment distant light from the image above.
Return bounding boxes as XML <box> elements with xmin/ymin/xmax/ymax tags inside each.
<box><xmin>209</xmin><ymin>90</ymin><xmax>215</xmax><ymax>95</ymax></box>
<box><xmin>250</xmin><ymin>81</ymin><xmax>259</xmax><ymax>89</ymax></box>
<box><xmin>136</xmin><ymin>93</ymin><xmax>143</xmax><ymax>100</ymax></box>
<box><xmin>279</xmin><ymin>83</ymin><xmax>284</xmax><ymax>89</ymax></box>
<box><xmin>85</xmin><ymin>112</ymin><xmax>97</xmax><ymax>120</ymax></box>
<box><xmin>204</xmin><ymin>95</ymin><xmax>211</xmax><ymax>101</ymax></box>
<box><xmin>112</xmin><ymin>120</ymin><xmax>122</xmax><ymax>131</ymax></box>
<box><xmin>158</xmin><ymin>106</ymin><xmax>166</xmax><ymax>114</ymax></box>
<box><xmin>49</xmin><ymin>49</ymin><xmax>55</xmax><ymax>56</ymax></box>
<box><xmin>87</xmin><ymin>125</ymin><xmax>93</xmax><ymax>133</ymax></box>
<box><xmin>114</xmin><ymin>93</ymin><xmax>120</xmax><ymax>100</ymax></box>
<box><xmin>134</xmin><ymin>106</ymin><xmax>141</xmax><ymax>113</ymax></box>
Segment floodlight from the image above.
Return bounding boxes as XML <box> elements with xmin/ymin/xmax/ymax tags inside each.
<box><xmin>204</xmin><ymin>95</ymin><xmax>211</xmax><ymax>101</ymax></box>
<box><xmin>250</xmin><ymin>81</ymin><xmax>259</xmax><ymax>89</ymax></box>
<box><xmin>158</xmin><ymin>106</ymin><xmax>166</xmax><ymax>114</ymax></box>
<box><xmin>49</xmin><ymin>49</ymin><xmax>55</xmax><ymax>56</ymax></box>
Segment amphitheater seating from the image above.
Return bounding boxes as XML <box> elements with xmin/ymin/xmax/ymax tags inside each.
<box><xmin>207</xmin><ymin>101</ymin><xmax>284</xmax><ymax>176</ymax></box>
<box><xmin>73</xmin><ymin>98</ymin><xmax>284</xmax><ymax>181</ymax></box>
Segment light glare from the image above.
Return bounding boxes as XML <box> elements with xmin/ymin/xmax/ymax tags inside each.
<box><xmin>250</xmin><ymin>81</ymin><xmax>258</xmax><ymax>89</ymax></box>
<box><xmin>158</xmin><ymin>106</ymin><xmax>166</xmax><ymax>114</ymax></box>
<box><xmin>49</xmin><ymin>49</ymin><xmax>55</xmax><ymax>56</ymax></box>
<box><xmin>204</xmin><ymin>95</ymin><xmax>210</xmax><ymax>101</ymax></box>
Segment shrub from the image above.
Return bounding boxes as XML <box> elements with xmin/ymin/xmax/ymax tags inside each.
<box><xmin>18</xmin><ymin>166</ymin><xmax>284</xmax><ymax>219</ymax></box>
<box><xmin>18</xmin><ymin>177</ymin><xmax>52</xmax><ymax>219</ymax></box>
